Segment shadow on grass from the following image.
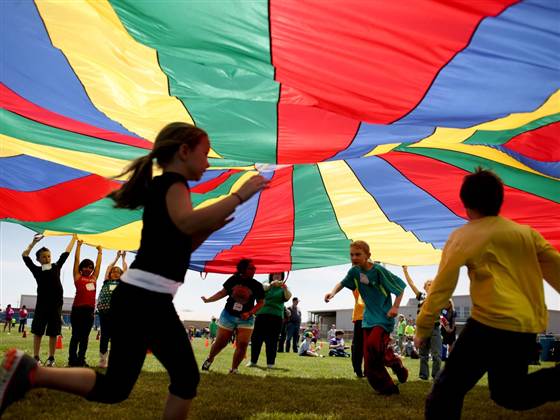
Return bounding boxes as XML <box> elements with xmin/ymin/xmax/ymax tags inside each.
<box><xmin>4</xmin><ymin>370</ymin><xmax>559</xmax><ymax>420</ymax></box>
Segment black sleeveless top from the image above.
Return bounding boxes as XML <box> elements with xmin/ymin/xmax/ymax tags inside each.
<box><xmin>130</xmin><ymin>172</ymin><xmax>192</xmax><ymax>282</ymax></box>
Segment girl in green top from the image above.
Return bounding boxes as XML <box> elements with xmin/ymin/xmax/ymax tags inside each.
<box><xmin>247</xmin><ymin>273</ymin><xmax>292</xmax><ymax>368</ymax></box>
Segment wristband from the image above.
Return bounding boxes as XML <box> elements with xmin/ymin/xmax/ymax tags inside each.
<box><xmin>232</xmin><ymin>192</ymin><xmax>244</xmax><ymax>204</ymax></box>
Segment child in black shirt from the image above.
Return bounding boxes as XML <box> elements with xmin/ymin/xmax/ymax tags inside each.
<box><xmin>1</xmin><ymin>122</ymin><xmax>267</xmax><ymax>418</ymax></box>
<box><xmin>21</xmin><ymin>234</ymin><xmax>77</xmax><ymax>366</ymax></box>
<box><xmin>201</xmin><ymin>259</ymin><xmax>265</xmax><ymax>373</ymax></box>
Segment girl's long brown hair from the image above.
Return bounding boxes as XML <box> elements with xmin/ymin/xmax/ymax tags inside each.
<box><xmin>109</xmin><ymin>122</ymin><xmax>208</xmax><ymax>209</ymax></box>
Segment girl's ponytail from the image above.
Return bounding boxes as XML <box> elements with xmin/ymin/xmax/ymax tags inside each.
<box><xmin>109</xmin><ymin>154</ymin><xmax>154</xmax><ymax>209</ymax></box>
<box><xmin>109</xmin><ymin>121</ymin><xmax>208</xmax><ymax>209</ymax></box>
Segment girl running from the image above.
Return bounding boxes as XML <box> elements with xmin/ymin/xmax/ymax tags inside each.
<box><xmin>0</xmin><ymin>122</ymin><xmax>267</xmax><ymax>419</ymax></box>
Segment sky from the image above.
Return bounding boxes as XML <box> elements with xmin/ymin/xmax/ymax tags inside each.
<box><xmin>1</xmin><ymin>221</ymin><xmax>558</xmax><ymax>321</ymax></box>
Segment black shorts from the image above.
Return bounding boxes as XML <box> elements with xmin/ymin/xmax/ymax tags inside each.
<box><xmin>31</xmin><ymin>306</ymin><xmax>62</xmax><ymax>337</ymax></box>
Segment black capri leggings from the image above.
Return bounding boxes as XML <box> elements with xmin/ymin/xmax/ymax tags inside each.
<box><xmin>87</xmin><ymin>282</ymin><xmax>199</xmax><ymax>402</ymax></box>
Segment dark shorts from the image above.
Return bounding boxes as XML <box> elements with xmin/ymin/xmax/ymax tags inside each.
<box><xmin>31</xmin><ymin>306</ymin><xmax>62</xmax><ymax>337</ymax></box>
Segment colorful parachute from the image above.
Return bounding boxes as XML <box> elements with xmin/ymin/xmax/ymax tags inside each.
<box><xmin>1</xmin><ymin>0</ymin><xmax>558</xmax><ymax>273</ymax></box>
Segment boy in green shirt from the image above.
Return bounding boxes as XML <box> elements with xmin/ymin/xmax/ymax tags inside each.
<box><xmin>325</xmin><ymin>240</ymin><xmax>408</xmax><ymax>395</ymax></box>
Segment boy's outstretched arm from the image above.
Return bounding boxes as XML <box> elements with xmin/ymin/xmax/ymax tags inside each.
<box><xmin>324</xmin><ymin>282</ymin><xmax>343</xmax><ymax>303</ymax></box>
<box><xmin>22</xmin><ymin>234</ymin><xmax>42</xmax><ymax>257</ymax></box>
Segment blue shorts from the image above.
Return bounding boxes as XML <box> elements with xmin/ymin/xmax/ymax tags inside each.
<box><xmin>218</xmin><ymin>309</ymin><xmax>254</xmax><ymax>331</ymax></box>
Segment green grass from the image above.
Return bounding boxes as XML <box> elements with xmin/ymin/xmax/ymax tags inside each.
<box><xmin>1</xmin><ymin>328</ymin><xmax>558</xmax><ymax>419</ymax></box>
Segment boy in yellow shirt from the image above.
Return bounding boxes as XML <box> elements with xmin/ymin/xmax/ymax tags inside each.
<box><xmin>415</xmin><ymin>168</ymin><xmax>560</xmax><ymax>419</ymax></box>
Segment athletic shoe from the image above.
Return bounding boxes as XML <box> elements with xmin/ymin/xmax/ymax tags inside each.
<box><xmin>228</xmin><ymin>368</ymin><xmax>238</xmax><ymax>374</ymax></box>
<box><xmin>201</xmin><ymin>359</ymin><xmax>212</xmax><ymax>371</ymax></box>
<box><xmin>245</xmin><ymin>362</ymin><xmax>257</xmax><ymax>367</ymax></box>
<box><xmin>0</xmin><ymin>349</ymin><xmax>37</xmax><ymax>416</ymax></box>
<box><xmin>99</xmin><ymin>353</ymin><xmax>108</xmax><ymax>368</ymax></box>
<box><xmin>45</xmin><ymin>357</ymin><xmax>55</xmax><ymax>368</ymax></box>
<box><xmin>267</xmin><ymin>364</ymin><xmax>275</xmax><ymax>369</ymax></box>
<box><xmin>33</xmin><ymin>356</ymin><xmax>42</xmax><ymax>367</ymax></box>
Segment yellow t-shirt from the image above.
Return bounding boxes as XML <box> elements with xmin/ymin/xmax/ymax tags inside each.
<box><xmin>417</xmin><ymin>216</ymin><xmax>560</xmax><ymax>338</ymax></box>
<box><xmin>352</xmin><ymin>289</ymin><xmax>365</xmax><ymax>322</ymax></box>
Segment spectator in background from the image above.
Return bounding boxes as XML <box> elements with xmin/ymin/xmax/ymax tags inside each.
<box><xmin>311</xmin><ymin>324</ymin><xmax>320</xmax><ymax>345</ymax></box>
<box><xmin>285</xmin><ymin>297</ymin><xmax>301</xmax><ymax>353</ymax></box>
<box><xmin>329</xmin><ymin>330</ymin><xmax>350</xmax><ymax>357</ymax></box>
<box><xmin>404</xmin><ymin>320</ymin><xmax>415</xmax><ymax>341</ymax></box>
<box><xmin>208</xmin><ymin>317</ymin><xmax>218</xmax><ymax>344</ymax></box>
<box><xmin>277</xmin><ymin>306</ymin><xmax>291</xmax><ymax>353</ymax></box>
<box><xmin>248</xmin><ymin>272</ymin><xmax>292</xmax><ymax>368</ymax></box>
<box><xmin>402</xmin><ymin>265</ymin><xmax>442</xmax><ymax>380</ymax></box>
<box><xmin>3</xmin><ymin>305</ymin><xmax>15</xmax><ymax>333</ymax></box>
<box><xmin>18</xmin><ymin>306</ymin><xmax>29</xmax><ymax>334</ymax></box>
<box><xmin>299</xmin><ymin>332</ymin><xmax>323</xmax><ymax>357</ymax></box>
<box><xmin>440</xmin><ymin>300</ymin><xmax>457</xmax><ymax>360</ymax></box>
<box><xmin>327</xmin><ymin>324</ymin><xmax>337</xmax><ymax>341</ymax></box>
<box><xmin>396</xmin><ymin>314</ymin><xmax>406</xmax><ymax>355</ymax></box>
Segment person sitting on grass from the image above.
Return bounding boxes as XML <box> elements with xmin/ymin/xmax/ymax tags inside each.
<box><xmin>328</xmin><ymin>330</ymin><xmax>350</xmax><ymax>357</ymax></box>
<box><xmin>414</xmin><ymin>168</ymin><xmax>560</xmax><ymax>419</ymax></box>
<box><xmin>97</xmin><ymin>250</ymin><xmax>127</xmax><ymax>368</ymax></box>
<box><xmin>325</xmin><ymin>240</ymin><xmax>408</xmax><ymax>395</ymax></box>
<box><xmin>299</xmin><ymin>332</ymin><xmax>323</xmax><ymax>357</ymax></box>
<box><xmin>68</xmin><ymin>241</ymin><xmax>102</xmax><ymax>367</ymax></box>
<box><xmin>21</xmin><ymin>233</ymin><xmax>77</xmax><ymax>367</ymax></box>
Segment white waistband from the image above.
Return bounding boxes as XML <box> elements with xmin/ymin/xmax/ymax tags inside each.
<box><xmin>121</xmin><ymin>268</ymin><xmax>181</xmax><ymax>297</ymax></box>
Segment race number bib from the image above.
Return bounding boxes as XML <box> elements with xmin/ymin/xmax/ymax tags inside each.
<box><xmin>233</xmin><ymin>302</ymin><xmax>243</xmax><ymax>312</ymax></box>
<box><xmin>109</xmin><ymin>284</ymin><xmax>117</xmax><ymax>291</ymax></box>
<box><xmin>85</xmin><ymin>282</ymin><xmax>95</xmax><ymax>291</ymax></box>
<box><xmin>359</xmin><ymin>273</ymin><xmax>369</xmax><ymax>285</ymax></box>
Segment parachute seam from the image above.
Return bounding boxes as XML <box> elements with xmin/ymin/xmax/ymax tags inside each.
<box><xmin>325</xmin><ymin>122</ymin><xmax>362</xmax><ymax>162</ymax></box>
<box><xmin>31</xmin><ymin>1</ymin><xmax>142</xmax><ymax>140</ymax></box>
<box><xmin>3</xmin><ymin>109</ymin><xmax>150</xmax><ymax>151</ymax></box>
<box><xmin>268</xmin><ymin>0</ymin><xmax>280</xmax><ymax>165</ymax></box>
<box><xmin>378</xmin><ymin>151</ymin><xmax>467</xmax><ymax>221</ymax></box>
<box><xmin>389</xmin><ymin>0</ymin><xmax>521</xmax><ymax>125</ymax></box>
<box><xmin>344</xmin><ymin>158</ymin><xmax>438</xmax><ymax>251</ymax></box>
<box><xmin>154</xmin><ymin>50</ymin><xmax>197</xmax><ymax>127</ymax></box>
<box><xmin>316</xmin><ymin>164</ymin><xmax>350</xmax><ymax>242</ymax></box>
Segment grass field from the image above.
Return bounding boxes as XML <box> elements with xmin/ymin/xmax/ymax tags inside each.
<box><xmin>0</xmin><ymin>327</ymin><xmax>558</xmax><ymax>419</ymax></box>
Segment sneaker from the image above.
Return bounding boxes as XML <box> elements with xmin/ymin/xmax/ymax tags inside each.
<box><xmin>0</xmin><ymin>349</ymin><xmax>37</xmax><ymax>416</ymax></box>
<box><xmin>228</xmin><ymin>368</ymin><xmax>238</xmax><ymax>374</ymax></box>
<box><xmin>33</xmin><ymin>356</ymin><xmax>42</xmax><ymax>367</ymax></box>
<box><xmin>246</xmin><ymin>362</ymin><xmax>257</xmax><ymax>368</ymax></box>
<box><xmin>267</xmin><ymin>364</ymin><xmax>275</xmax><ymax>369</ymax></box>
<box><xmin>45</xmin><ymin>357</ymin><xmax>55</xmax><ymax>368</ymax></box>
<box><xmin>99</xmin><ymin>353</ymin><xmax>108</xmax><ymax>368</ymax></box>
<box><xmin>201</xmin><ymin>359</ymin><xmax>212</xmax><ymax>371</ymax></box>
